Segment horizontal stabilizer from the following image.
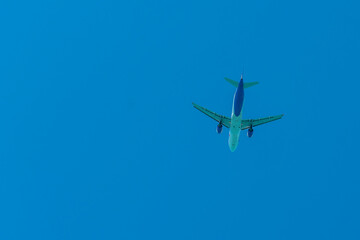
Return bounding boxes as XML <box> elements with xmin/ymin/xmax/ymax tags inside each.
<box><xmin>224</xmin><ymin>77</ymin><xmax>259</xmax><ymax>88</ymax></box>
<box><xmin>224</xmin><ymin>77</ymin><xmax>239</xmax><ymax>87</ymax></box>
<box><xmin>244</xmin><ymin>81</ymin><xmax>259</xmax><ymax>88</ymax></box>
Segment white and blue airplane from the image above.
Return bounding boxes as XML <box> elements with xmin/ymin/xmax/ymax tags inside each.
<box><xmin>193</xmin><ymin>76</ymin><xmax>284</xmax><ymax>152</ymax></box>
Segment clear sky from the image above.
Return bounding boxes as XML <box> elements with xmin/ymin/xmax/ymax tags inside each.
<box><xmin>0</xmin><ymin>0</ymin><xmax>359</xmax><ymax>239</ymax></box>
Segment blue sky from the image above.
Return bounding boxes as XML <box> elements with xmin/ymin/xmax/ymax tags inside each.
<box><xmin>0</xmin><ymin>0</ymin><xmax>359</xmax><ymax>239</ymax></box>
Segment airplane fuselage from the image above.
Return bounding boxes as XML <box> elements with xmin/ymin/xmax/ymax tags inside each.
<box><xmin>228</xmin><ymin>77</ymin><xmax>244</xmax><ymax>152</ymax></box>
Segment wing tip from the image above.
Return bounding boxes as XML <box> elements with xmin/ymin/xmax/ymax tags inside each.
<box><xmin>192</xmin><ymin>102</ymin><xmax>202</xmax><ymax>110</ymax></box>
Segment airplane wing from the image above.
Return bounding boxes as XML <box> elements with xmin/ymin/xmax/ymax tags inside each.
<box><xmin>241</xmin><ymin>114</ymin><xmax>284</xmax><ymax>130</ymax></box>
<box><xmin>192</xmin><ymin>102</ymin><xmax>231</xmax><ymax>128</ymax></box>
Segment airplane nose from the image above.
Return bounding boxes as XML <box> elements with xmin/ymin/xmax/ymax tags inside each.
<box><xmin>229</xmin><ymin>143</ymin><xmax>237</xmax><ymax>152</ymax></box>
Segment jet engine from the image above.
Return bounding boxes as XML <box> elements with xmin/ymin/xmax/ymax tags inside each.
<box><xmin>216</xmin><ymin>123</ymin><xmax>223</xmax><ymax>134</ymax></box>
<box><xmin>247</xmin><ymin>127</ymin><xmax>253</xmax><ymax>138</ymax></box>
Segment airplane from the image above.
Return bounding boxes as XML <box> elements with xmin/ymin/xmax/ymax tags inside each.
<box><xmin>192</xmin><ymin>76</ymin><xmax>284</xmax><ymax>152</ymax></box>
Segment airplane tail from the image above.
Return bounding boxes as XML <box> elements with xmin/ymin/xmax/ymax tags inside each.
<box><xmin>224</xmin><ymin>77</ymin><xmax>259</xmax><ymax>88</ymax></box>
<box><xmin>243</xmin><ymin>81</ymin><xmax>259</xmax><ymax>88</ymax></box>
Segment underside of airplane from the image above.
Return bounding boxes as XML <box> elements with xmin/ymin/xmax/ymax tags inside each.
<box><xmin>193</xmin><ymin>76</ymin><xmax>284</xmax><ymax>151</ymax></box>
